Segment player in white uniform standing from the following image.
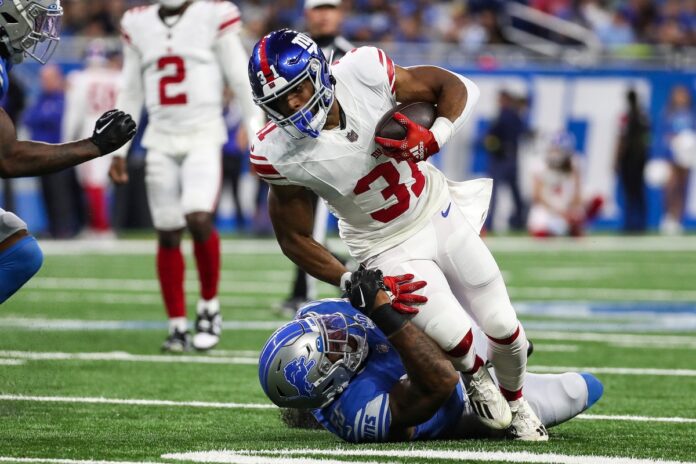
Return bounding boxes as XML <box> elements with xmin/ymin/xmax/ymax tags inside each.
<box><xmin>109</xmin><ymin>0</ymin><xmax>265</xmax><ymax>352</ymax></box>
<box><xmin>249</xmin><ymin>29</ymin><xmax>547</xmax><ymax>441</ymax></box>
<box><xmin>63</xmin><ymin>40</ymin><xmax>122</xmax><ymax>237</ymax></box>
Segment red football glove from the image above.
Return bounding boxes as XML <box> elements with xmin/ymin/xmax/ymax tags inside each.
<box><xmin>383</xmin><ymin>273</ymin><xmax>428</xmax><ymax>314</ymax></box>
<box><xmin>375</xmin><ymin>112</ymin><xmax>440</xmax><ymax>162</ymax></box>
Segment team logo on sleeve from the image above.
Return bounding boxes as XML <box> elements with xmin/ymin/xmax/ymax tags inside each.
<box><xmin>284</xmin><ymin>356</ymin><xmax>316</xmax><ymax>397</ymax></box>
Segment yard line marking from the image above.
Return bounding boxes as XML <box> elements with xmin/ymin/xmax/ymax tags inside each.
<box><xmin>527</xmin><ymin>331</ymin><xmax>696</xmax><ymax>346</ymax></box>
<box><xmin>0</xmin><ymin>359</ymin><xmax>25</xmax><ymax>365</ymax></box>
<box><xmin>0</xmin><ymin>318</ymin><xmax>283</xmax><ymax>331</ymax></box>
<box><xmin>0</xmin><ymin>351</ymin><xmax>258</xmax><ymax>365</ymax></box>
<box><xmin>164</xmin><ymin>448</ymin><xmax>696</xmax><ymax>464</ymax></box>
<box><xmin>0</xmin><ymin>458</ymin><xmax>159</xmax><ymax>464</ymax></box>
<box><xmin>3</xmin><ymin>395</ymin><xmax>695</xmax><ymax>426</ymax></box>
<box><xmin>3</xmin><ymin>349</ymin><xmax>695</xmax><ymax>376</ymax></box>
<box><xmin>530</xmin><ymin>365</ymin><xmax>696</xmax><ymax>376</ymax></box>
<box><xmin>35</xmin><ymin>236</ymin><xmax>696</xmax><ymax>256</ymax></box>
<box><xmin>0</xmin><ymin>395</ymin><xmax>275</xmax><ymax>409</ymax></box>
<box><xmin>579</xmin><ymin>414</ymin><xmax>696</xmax><ymax>424</ymax></box>
<box><xmin>508</xmin><ymin>286</ymin><xmax>696</xmax><ymax>302</ymax></box>
<box><xmin>532</xmin><ymin>344</ymin><xmax>579</xmax><ymax>352</ymax></box>
<box><xmin>13</xmin><ymin>292</ymin><xmax>277</xmax><ymax>307</ymax></box>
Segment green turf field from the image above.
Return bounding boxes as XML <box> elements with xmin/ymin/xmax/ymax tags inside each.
<box><xmin>1</xmin><ymin>236</ymin><xmax>695</xmax><ymax>464</ymax></box>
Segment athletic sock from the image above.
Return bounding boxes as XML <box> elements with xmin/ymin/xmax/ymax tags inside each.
<box><xmin>487</xmin><ymin>323</ymin><xmax>528</xmax><ymax>397</ymax></box>
<box><xmin>193</xmin><ymin>229</ymin><xmax>220</xmax><ymax>301</ymax></box>
<box><xmin>157</xmin><ymin>245</ymin><xmax>186</xmax><ymax>319</ymax></box>
<box><xmin>446</xmin><ymin>329</ymin><xmax>478</xmax><ymax>372</ymax></box>
<box><xmin>168</xmin><ymin>317</ymin><xmax>188</xmax><ymax>334</ymax></box>
<box><xmin>84</xmin><ymin>186</ymin><xmax>110</xmax><ymax>231</ymax></box>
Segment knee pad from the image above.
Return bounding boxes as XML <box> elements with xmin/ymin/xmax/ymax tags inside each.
<box><xmin>0</xmin><ymin>236</ymin><xmax>43</xmax><ymax>303</ymax></box>
<box><xmin>415</xmin><ymin>296</ymin><xmax>473</xmax><ymax>353</ymax></box>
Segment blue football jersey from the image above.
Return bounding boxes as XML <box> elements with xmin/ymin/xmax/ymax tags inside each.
<box><xmin>0</xmin><ymin>58</ymin><xmax>10</xmax><ymax>100</ymax></box>
<box><xmin>297</xmin><ymin>299</ymin><xmax>466</xmax><ymax>443</ymax></box>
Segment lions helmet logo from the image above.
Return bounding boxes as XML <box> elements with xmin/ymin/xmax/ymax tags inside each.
<box><xmin>284</xmin><ymin>355</ymin><xmax>316</xmax><ymax>397</ymax></box>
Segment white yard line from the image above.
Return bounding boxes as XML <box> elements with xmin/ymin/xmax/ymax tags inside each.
<box><xmin>0</xmin><ymin>318</ymin><xmax>282</xmax><ymax>331</ymax></box>
<box><xmin>0</xmin><ymin>359</ymin><xmax>25</xmax><ymax>365</ymax></box>
<box><xmin>532</xmin><ymin>344</ymin><xmax>579</xmax><ymax>352</ymax></box>
<box><xmin>0</xmin><ymin>459</ymin><xmax>159</xmax><ymax>464</ymax></box>
<box><xmin>0</xmin><ymin>351</ymin><xmax>257</xmax><ymax>365</ymax></box>
<box><xmin>526</xmin><ymin>331</ymin><xmax>696</xmax><ymax>348</ymax></box>
<box><xmin>0</xmin><ymin>395</ymin><xmax>275</xmax><ymax>410</ymax></box>
<box><xmin>508</xmin><ymin>286</ymin><xmax>696</xmax><ymax>302</ymax></box>
<box><xmin>163</xmin><ymin>448</ymin><xmax>696</xmax><ymax>464</ymax></box>
<box><xmin>529</xmin><ymin>366</ymin><xmax>696</xmax><ymax>376</ymax></box>
<box><xmin>2</xmin><ymin>395</ymin><xmax>695</xmax><ymax>428</ymax></box>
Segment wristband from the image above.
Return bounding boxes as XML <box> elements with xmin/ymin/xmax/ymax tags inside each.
<box><xmin>370</xmin><ymin>303</ymin><xmax>408</xmax><ymax>337</ymax></box>
<box><xmin>339</xmin><ymin>271</ymin><xmax>352</xmax><ymax>292</ymax></box>
<box><xmin>430</xmin><ymin>117</ymin><xmax>455</xmax><ymax>149</ymax></box>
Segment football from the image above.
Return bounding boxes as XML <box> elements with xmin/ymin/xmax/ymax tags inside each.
<box><xmin>374</xmin><ymin>101</ymin><xmax>437</xmax><ymax>141</ymax></box>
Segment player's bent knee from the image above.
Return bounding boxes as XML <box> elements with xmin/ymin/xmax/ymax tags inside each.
<box><xmin>419</xmin><ymin>305</ymin><xmax>473</xmax><ymax>352</ymax></box>
<box><xmin>0</xmin><ymin>236</ymin><xmax>43</xmax><ymax>304</ymax></box>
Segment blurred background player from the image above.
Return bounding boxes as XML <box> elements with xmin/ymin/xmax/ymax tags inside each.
<box><xmin>24</xmin><ymin>64</ymin><xmax>83</xmax><ymax>239</ymax></box>
<box><xmin>615</xmin><ymin>89</ymin><xmax>650</xmax><ymax>233</ymax></box>
<box><xmin>63</xmin><ymin>39</ymin><xmax>122</xmax><ymax>238</ymax></box>
<box><xmin>0</xmin><ymin>0</ymin><xmax>137</xmax><ymax>304</ymax></box>
<box><xmin>527</xmin><ymin>132</ymin><xmax>603</xmax><ymax>238</ymax></box>
<box><xmin>109</xmin><ymin>0</ymin><xmax>265</xmax><ymax>352</ymax></box>
<box><xmin>279</xmin><ymin>0</ymin><xmax>354</xmax><ymax>317</ymax></box>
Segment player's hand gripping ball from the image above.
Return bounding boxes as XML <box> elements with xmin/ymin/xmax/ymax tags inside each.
<box><xmin>374</xmin><ymin>102</ymin><xmax>437</xmax><ymax>162</ymax></box>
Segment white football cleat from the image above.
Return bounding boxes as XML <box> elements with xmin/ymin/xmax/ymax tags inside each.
<box><xmin>193</xmin><ymin>298</ymin><xmax>222</xmax><ymax>351</ymax></box>
<box><xmin>508</xmin><ymin>397</ymin><xmax>549</xmax><ymax>441</ymax></box>
<box><xmin>463</xmin><ymin>365</ymin><xmax>512</xmax><ymax>430</ymax></box>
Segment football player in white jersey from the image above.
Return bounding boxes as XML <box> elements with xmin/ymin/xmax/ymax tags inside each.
<box><xmin>0</xmin><ymin>0</ymin><xmax>136</xmax><ymax>305</ymax></box>
<box><xmin>109</xmin><ymin>0</ymin><xmax>265</xmax><ymax>352</ymax></box>
<box><xmin>63</xmin><ymin>40</ymin><xmax>122</xmax><ymax>237</ymax></box>
<box><xmin>527</xmin><ymin>132</ymin><xmax>603</xmax><ymax>237</ymax></box>
<box><xmin>248</xmin><ymin>29</ymin><xmax>547</xmax><ymax>441</ymax></box>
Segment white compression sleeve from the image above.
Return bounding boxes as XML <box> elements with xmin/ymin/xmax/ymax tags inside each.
<box><xmin>429</xmin><ymin>72</ymin><xmax>481</xmax><ymax>149</ymax></box>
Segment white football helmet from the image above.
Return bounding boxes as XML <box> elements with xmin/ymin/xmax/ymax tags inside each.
<box><xmin>0</xmin><ymin>0</ymin><xmax>62</xmax><ymax>64</ymax></box>
<box><xmin>158</xmin><ymin>0</ymin><xmax>188</xmax><ymax>9</ymax></box>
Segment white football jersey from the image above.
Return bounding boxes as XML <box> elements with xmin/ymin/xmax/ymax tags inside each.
<box><xmin>532</xmin><ymin>159</ymin><xmax>579</xmax><ymax>212</ymax></box>
<box><xmin>250</xmin><ymin>47</ymin><xmax>450</xmax><ymax>262</ymax></box>
<box><xmin>119</xmin><ymin>1</ymin><xmax>241</xmax><ymax>134</ymax></box>
<box><xmin>63</xmin><ymin>67</ymin><xmax>121</xmax><ymax>141</ymax></box>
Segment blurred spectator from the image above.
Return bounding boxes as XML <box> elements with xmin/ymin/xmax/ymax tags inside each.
<box><xmin>24</xmin><ymin>65</ymin><xmax>83</xmax><ymax>238</ymax></box>
<box><xmin>660</xmin><ymin>85</ymin><xmax>696</xmax><ymax>234</ymax></box>
<box><xmin>221</xmin><ymin>90</ymin><xmax>249</xmax><ymax>232</ymax></box>
<box><xmin>528</xmin><ymin>132</ymin><xmax>603</xmax><ymax>237</ymax></box>
<box><xmin>615</xmin><ymin>89</ymin><xmax>649</xmax><ymax>232</ymax></box>
<box><xmin>63</xmin><ymin>40</ymin><xmax>122</xmax><ymax>238</ymax></box>
<box><xmin>484</xmin><ymin>90</ymin><xmax>526</xmax><ymax>231</ymax></box>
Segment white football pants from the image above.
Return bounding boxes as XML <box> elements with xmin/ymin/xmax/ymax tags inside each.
<box><xmin>145</xmin><ymin>145</ymin><xmax>223</xmax><ymax>231</ymax></box>
<box><xmin>364</xmin><ymin>193</ymin><xmax>527</xmax><ymax>394</ymax></box>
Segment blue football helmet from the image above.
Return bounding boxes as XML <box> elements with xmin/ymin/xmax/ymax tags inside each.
<box><xmin>258</xmin><ymin>312</ymin><xmax>368</xmax><ymax>409</ymax></box>
<box><xmin>248</xmin><ymin>29</ymin><xmax>334</xmax><ymax>139</ymax></box>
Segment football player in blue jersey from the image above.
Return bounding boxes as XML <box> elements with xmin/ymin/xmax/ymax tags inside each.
<box><xmin>0</xmin><ymin>0</ymin><xmax>137</xmax><ymax>304</ymax></box>
<box><xmin>259</xmin><ymin>268</ymin><xmax>604</xmax><ymax>442</ymax></box>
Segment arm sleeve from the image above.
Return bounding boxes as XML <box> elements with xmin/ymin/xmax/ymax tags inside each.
<box><xmin>214</xmin><ymin>21</ymin><xmax>265</xmax><ymax>139</ymax></box>
<box><xmin>113</xmin><ymin>35</ymin><xmax>144</xmax><ymax>158</ymax></box>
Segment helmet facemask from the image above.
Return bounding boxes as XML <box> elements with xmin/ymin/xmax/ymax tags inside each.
<box><xmin>255</xmin><ymin>57</ymin><xmax>334</xmax><ymax>140</ymax></box>
<box><xmin>0</xmin><ymin>0</ymin><xmax>63</xmax><ymax>65</ymax></box>
<box><xmin>259</xmin><ymin>313</ymin><xmax>368</xmax><ymax>409</ymax></box>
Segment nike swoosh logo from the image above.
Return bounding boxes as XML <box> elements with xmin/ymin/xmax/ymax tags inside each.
<box><xmin>95</xmin><ymin>119</ymin><xmax>114</xmax><ymax>135</ymax></box>
<box><xmin>358</xmin><ymin>288</ymin><xmax>366</xmax><ymax>308</ymax></box>
<box><xmin>441</xmin><ymin>202</ymin><xmax>452</xmax><ymax>218</ymax></box>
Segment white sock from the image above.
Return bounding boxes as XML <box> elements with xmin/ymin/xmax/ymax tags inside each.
<box><xmin>169</xmin><ymin>317</ymin><xmax>188</xmax><ymax>333</ymax></box>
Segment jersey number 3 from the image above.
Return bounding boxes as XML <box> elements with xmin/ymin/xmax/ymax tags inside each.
<box><xmin>354</xmin><ymin>161</ymin><xmax>425</xmax><ymax>223</ymax></box>
<box><xmin>158</xmin><ymin>56</ymin><xmax>187</xmax><ymax>106</ymax></box>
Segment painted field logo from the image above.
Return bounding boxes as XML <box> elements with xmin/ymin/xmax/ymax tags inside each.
<box><xmin>284</xmin><ymin>355</ymin><xmax>316</xmax><ymax>396</ymax></box>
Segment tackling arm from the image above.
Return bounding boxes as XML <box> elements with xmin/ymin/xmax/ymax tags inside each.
<box><xmin>268</xmin><ymin>183</ymin><xmax>348</xmax><ymax>286</ymax></box>
<box><xmin>345</xmin><ymin>270</ymin><xmax>459</xmax><ymax>441</ymax></box>
<box><xmin>0</xmin><ymin>108</ymin><xmax>98</xmax><ymax>177</ymax></box>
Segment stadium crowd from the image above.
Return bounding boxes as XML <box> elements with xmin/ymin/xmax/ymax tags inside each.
<box><xmin>60</xmin><ymin>0</ymin><xmax>696</xmax><ymax>49</ymax></box>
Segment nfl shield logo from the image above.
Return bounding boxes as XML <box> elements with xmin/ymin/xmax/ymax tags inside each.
<box><xmin>346</xmin><ymin>130</ymin><xmax>358</xmax><ymax>142</ymax></box>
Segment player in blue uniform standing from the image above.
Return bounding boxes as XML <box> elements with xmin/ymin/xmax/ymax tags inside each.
<box><xmin>259</xmin><ymin>269</ymin><xmax>603</xmax><ymax>442</ymax></box>
<box><xmin>0</xmin><ymin>0</ymin><xmax>137</xmax><ymax>304</ymax></box>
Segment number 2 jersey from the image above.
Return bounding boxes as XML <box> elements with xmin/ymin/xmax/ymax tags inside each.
<box><xmin>250</xmin><ymin>47</ymin><xmax>468</xmax><ymax>262</ymax></box>
<box><xmin>297</xmin><ymin>299</ymin><xmax>466</xmax><ymax>443</ymax></box>
<box><xmin>116</xmin><ymin>0</ymin><xmax>263</xmax><ymax>154</ymax></box>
